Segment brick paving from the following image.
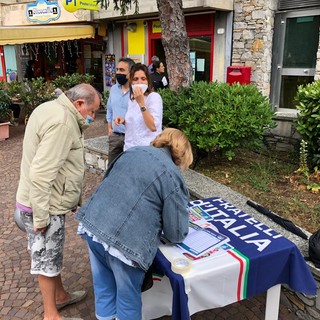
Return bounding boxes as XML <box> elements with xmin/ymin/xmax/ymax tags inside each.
<box><xmin>0</xmin><ymin>111</ymin><xmax>298</xmax><ymax>319</ymax></box>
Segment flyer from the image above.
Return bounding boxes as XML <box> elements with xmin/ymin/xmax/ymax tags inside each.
<box><xmin>177</xmin><ymin>222</ymin><xmax>230</xmax><ymax>257</ymax></box>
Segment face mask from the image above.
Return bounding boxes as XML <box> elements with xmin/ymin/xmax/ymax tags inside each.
<box><xmin>132</xmin><ymin>84</ymin><xmax>148</xmax><ymax>94</ymax></box>
<box><xmin>85</xmin><ymin>116</ymin><xmax>93</xmax><ymax>124</ymax></box>
<box><xmin>83</xmin><ymin>104</ymin><xmax>94</xmax><ymax>125</ymax></box>
<box><xmin>116</xmin><ymin>74</ymin><xmax>128</xmax><ymax>85</ymax></box>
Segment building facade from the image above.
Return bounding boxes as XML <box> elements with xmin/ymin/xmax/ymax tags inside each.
<box><xmin>1</xmin><ymin>0</ymin><xmax>320</xmax><ymax>148</ymax></box>
<box><xmin>92</xmin><ymin>0</ymin><xmax>320</xmax><ymax>149</ymax></box>
<box><xmin>94</xmin><ymin>0</ymin><xmax>233</xmax><ymax>88</ymax></box>
<box><xmin>0</xmin><ymin>0</ymin><xmax>105</xmax><ymax>91</ymax></box>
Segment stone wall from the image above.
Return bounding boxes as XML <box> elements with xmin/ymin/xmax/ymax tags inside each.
<box><xmin>264</xmin><ymin>111</ymin><xmax>301</xmax><ymax>152</ymax></box>
<box><xmin>232</xmin><ymin>0</ymin><xmax>278</xmax><ymax>97</ymax></box>
<box><xmin>84</xmin><ymin>139</ymin><xmax>109</xmax><ymax>174</ymax></box>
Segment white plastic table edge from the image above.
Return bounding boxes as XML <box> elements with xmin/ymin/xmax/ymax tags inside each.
<box><xmin>265</xmin><ymin>284</ymin><xmax>281</xmax><ymax>320</ymax></box>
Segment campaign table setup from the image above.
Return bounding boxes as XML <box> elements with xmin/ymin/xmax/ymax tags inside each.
<box><xmin>142</xmin><ymin>197</ymin><xmax>317</xmax><ymax>320</ymax></box>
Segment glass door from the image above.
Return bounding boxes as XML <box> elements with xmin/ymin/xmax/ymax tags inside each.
<box><xmin>271</xmin><ymin>10</ymin><xmax>320</xmax><ymax>110</ymax></box>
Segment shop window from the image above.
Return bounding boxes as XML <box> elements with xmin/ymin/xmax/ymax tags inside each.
<box><xmin>27</xmin><ymin>40</ymin><xmax>103</xmax><ymax>92</ymax></box>
<box><xmin>273</xmin><ymin>14</ymin><xmax>320</xmax><ymax>109</ymax></box>
<box><xmin>283</xmin><ymin>16</ymin><xmax>320</xmax><ymax>69</ymax></box>
<box><xmin>189</xmin><ymin>36</ymin><xmax>211</xmax><ymax>82</ymax></box>
<box><xmin>83</xmin><ymin>42</ymin><xmax>103</xmax><ymax>93</ymax></box>
<box><xmin>280</xmin><ymin>75</ymin><xmax>314</xmax><ymax>109</ymax></box>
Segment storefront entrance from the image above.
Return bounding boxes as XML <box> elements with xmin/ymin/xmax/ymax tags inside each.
<box><xmin>25</xmin><ymin>38</ymin><xmax>104</xmax><ymax>93</ymax></box>
<box><xmin>271</xmin><ymin>9</ymin><xmax>320</xmax><ymax>110</ymax></box>
<box><xmin>148</xmin><ymin>13</ymin><xmax>214</xmax><ymax>83</ymax></box>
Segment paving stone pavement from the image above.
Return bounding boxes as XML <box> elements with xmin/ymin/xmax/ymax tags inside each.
<box><xmin>0</xmin><ymin>111</ymin><xmax>298</xmax><ymax>319</ymax></box>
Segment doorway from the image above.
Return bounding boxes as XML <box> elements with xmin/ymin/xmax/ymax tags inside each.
<box><xmin>150</xmin><ymin>36</ymin><xmax>212</xmax><ymax>82</ymax></box>
<box><xmin>150</xmin><ymin>39</ymin><xmax>165</xmax><ymax>64</ymax></box>
<box><xmin>271</xmin><ymin>9</ymin><xmax>320</xmax><ymax>110</ymax></box>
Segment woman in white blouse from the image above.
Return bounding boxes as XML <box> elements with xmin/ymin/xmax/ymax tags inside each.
<box><xmin>114</xmin><ymin>63</ymin><xmax>163</xmax><ymax>151</ymax></box>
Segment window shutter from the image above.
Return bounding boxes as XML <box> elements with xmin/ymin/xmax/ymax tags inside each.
<box><xmin>279</xmin><ymin>0</ymin><xmax>319</xmax><ymax>10</ymax></box>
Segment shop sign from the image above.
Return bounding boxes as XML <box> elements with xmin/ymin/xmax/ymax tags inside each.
<box><xmin>26</xmin><ymin>0</ymin><xmax>61</xmax><ymax>24</ymax></box>
<box><xmin>152</xmin><ymin>21</ymin><xmax>162</xmax><ymax>33</ymax></box>
<box><xmin>62</xmin><ymin>0</ymin><xmax>98</xmax><ymax>12</ymax></box>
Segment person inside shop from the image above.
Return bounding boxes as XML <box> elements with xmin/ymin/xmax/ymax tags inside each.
<box><xmin>76</xmin><ymin>57</ymin><xmax>83</xmax><ymax>74</ymax></box>
<box><xmin>114</xmin><ymin>63</ymin><xmax>163</xmax><ymax>151</ymax></box>
<box><xmin>147</xmin><ymin>55</ymin><xmax>159</xmax><ymax>74</ymax></box>
<box><xmin>24</xmin><ymin>59</ymin><xmax>40</xmax><ymax>80</ymax></box>
<box><xmin>106</xmin><ymin>57</ymin><xmax>135</xmax><ymax>167</ymax></box>
<box><xmin>150</xmin><ymin>60</ymin><xmax>169</xmax><ymax>91</ymax></box>
<box><xmin>76</xmin><ymin>127</ymin><xmax>193</xmax><ymax>320</ymax></box>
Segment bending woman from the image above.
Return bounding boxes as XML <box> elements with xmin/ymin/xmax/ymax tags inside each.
<box><xmin>114</xmin><ymin>63</ymin><xmax>163</xmax><ymax>151</ymax></box>
<box><xmin>77</xmin><ymin>128</ymin><xmax>193</xmax><ymax>320</ymax></box>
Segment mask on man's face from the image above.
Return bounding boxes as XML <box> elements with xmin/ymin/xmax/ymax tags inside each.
<box><xmin>116</xmin><ymin>74</ymin><xmax>128</xmax><ymax>85</ymax></box>
<box><xmin>85</xmin><ymin>116</ymin><xmax>93</xmax><ymax>124</ymax></box>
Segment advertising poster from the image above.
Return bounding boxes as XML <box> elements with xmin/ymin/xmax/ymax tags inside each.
<box><xmin>105</xmin><ymin>54</ymin><xmax>115</xmax><ymax>87</ymax></box>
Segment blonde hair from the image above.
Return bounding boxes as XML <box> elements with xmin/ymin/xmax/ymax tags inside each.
<box><xmin>151</xmin><ymin>128</ymin><xmax>193</xmax><ymax>171</ymax></box>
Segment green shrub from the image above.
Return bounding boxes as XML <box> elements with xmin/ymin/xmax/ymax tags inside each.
<box><xmin>0</xmin><ymin>81</ymin><xmax>13</xmax><ymax>122</ymax></box>
<box><xmin>101</xmin><ymin>90</ymin><xmax>110</xmax><ymax>106</ymax></box>
<box><xmin>160</xmin><ymin>87</ymin><xmax>189</xmax><ymax>128</ymax></box>
<box><xmin>3</xmin><ymin>74</ymin><xmax>95</xmax><ymax>119</ymax></box>
<box><xmin>52</xmin><ymin>73</ymin><xmax>94</xmax><ymax>92</ymax></box>
<box><xmin>295</xmin><ymin>80</ymin><xmax>320</xmax><ymax>167</ymax></box>
<box><xmin>160</xmin><ymin>81</ymin><xmax>276</xmax><ymax>160</ymax></box>
<box><xmin>17</xmin><ymin>77</ymin><xmax>55</xmax><ymax>117</ymax></box>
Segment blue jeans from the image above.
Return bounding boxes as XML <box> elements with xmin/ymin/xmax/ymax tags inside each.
<box><xmin>86</xmin><ymin>235</ymin><xmax>145</xmax><ymax>320</ymax></box>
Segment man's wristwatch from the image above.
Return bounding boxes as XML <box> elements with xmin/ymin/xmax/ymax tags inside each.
<box><xmin>140</xmin><ymin>106</ymin><xmax>147</xmax><ymax>112</ymax></box>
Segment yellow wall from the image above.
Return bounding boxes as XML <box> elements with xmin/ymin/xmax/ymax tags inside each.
<box><xmin>128</xmin><ymin>21</ymin><xmax>145</xmax><ymax>55</ymax></box>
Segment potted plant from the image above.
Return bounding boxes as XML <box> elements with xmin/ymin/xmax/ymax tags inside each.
<box><xmin>0</xmin><ymin>81</ymin><xmax>13</xmax><ymax>140</ymax></box>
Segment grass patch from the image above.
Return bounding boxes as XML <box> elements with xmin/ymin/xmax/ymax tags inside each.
<box><xmin>194</xmin><ymin>148</ymin><xmax>319</xmax><ymax>233</ymax></box>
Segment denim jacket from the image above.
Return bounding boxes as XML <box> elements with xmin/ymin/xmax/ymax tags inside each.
<box><xmin>76</xmin><ymin>146</ymin><xmax>189</xmax><ymax>271</ymax></box>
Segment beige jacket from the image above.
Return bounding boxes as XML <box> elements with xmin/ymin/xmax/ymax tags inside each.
<box><xmin>16</xmin><ymin>94</ymin><xmax>88</xmax><ymax>229</ymax></box>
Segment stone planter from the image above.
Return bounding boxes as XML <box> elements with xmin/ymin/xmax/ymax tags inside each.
<box><xmin>0</xmin><ymin>122</ymin><xmax>10</xmax><ymax>141</ymax></box>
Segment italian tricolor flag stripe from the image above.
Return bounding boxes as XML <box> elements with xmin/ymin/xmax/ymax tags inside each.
<box><xmin>152</xmin><ymin>273</ymin><xmax>164</xmax><ymax>282</ymax></box>
<box><xmin>227</xmin><ymin>249</ymin><xmax>250</xmax><ymax>300</ymax></box>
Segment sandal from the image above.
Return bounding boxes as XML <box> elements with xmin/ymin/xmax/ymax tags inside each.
<box><xmin>57</xmin><ymin>290</ymin><xmax>87</xmax><ymax>310</ymax></box>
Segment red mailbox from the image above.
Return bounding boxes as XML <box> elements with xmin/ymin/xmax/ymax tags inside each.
<box><xmin>226</xmin><ymin>66</ymin><xmax>251</xmax><ymax>85</ymax></box>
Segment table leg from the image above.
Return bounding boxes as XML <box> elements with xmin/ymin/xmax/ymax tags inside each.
<box><xmin>265</xmin><ymin>284</ymin><xmax>281</xmax><ymax>320</ymax></box>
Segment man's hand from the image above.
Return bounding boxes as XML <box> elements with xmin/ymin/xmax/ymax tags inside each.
<box><xmin>114</xmin><ymin>116</ymin><xmax>125</xmax><ymax>126</ymax></box>
<box><xmin>34</xmin><ymin>226</ymin><xmax>48</xmax><ymax>233</ymax></box>
<box><xmin>107</xmin><ymin>123</ymin><xmax>113</xmax><ymax>136</ymax></box>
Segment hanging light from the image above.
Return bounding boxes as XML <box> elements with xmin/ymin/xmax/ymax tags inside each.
<box><xmin>22</xmin><ymin>44</ymin><xmax>27</xmax><ymax>55</ymax></box>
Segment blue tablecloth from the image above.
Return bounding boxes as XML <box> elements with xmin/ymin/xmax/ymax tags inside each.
<box><xmin>144</xmin><ymin>197</ymin><xmax>317</xmax><ymax>320</ymax></box>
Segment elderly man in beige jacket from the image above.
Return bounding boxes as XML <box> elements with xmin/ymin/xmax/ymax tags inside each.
<box><xmin>16</xmin><ymin>83</ymin><xmax>100</xmax><ymax>320</ymax></box>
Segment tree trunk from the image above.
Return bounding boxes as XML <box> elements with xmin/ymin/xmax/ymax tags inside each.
<box><xmin>156</xmin><ymin>0</ymin><xmax>193</xmax><ymax>91</ymax></box>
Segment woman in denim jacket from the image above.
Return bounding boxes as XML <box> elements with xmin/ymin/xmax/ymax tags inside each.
<box><xmin>77</xmin><ymin>128</ymin><xmax>193</xmax><ymax>320</ymax></box>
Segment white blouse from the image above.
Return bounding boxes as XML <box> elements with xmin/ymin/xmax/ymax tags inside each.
<box><xmin>124</xmin><ymin>92</ymin><xmax>163</xmax><ymax>151</ymax></box>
